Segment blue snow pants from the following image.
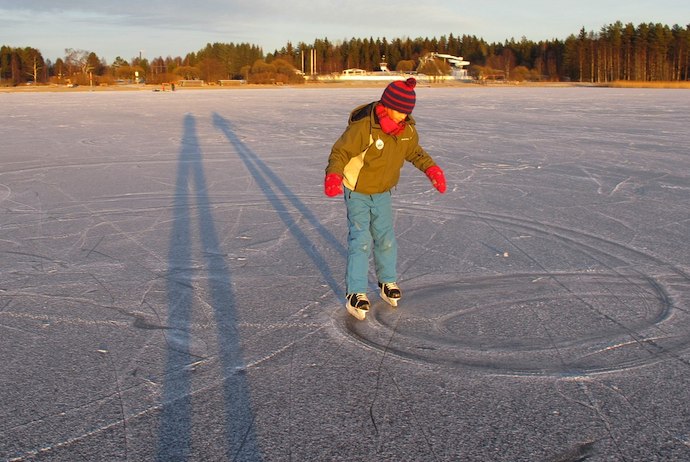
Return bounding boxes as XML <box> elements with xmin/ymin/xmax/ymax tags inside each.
<box><xmin>343</xmin><ymin>187</ymin><xmax>397</xmax><ymax>294</ymax></box>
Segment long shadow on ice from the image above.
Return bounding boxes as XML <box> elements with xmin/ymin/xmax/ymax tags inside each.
<box><xmin>212</xmin><ymin>112</ymin><xmax>345</xmax><ymax>300</ymax></box>
<box><xmin>157</xmin><ymin>114</ymin><xmax>261</xmax><ymax>461</ymax></box>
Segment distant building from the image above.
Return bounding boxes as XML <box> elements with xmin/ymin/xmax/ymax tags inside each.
<box><xmin>421</xmin><ymin>53</ymin><xmax>471</xmax><ymax>80</ymax></box>
<box><xmin>320</xmin><ymin>53</ymin><xmax>472</xmax><ymax>83</ymax></box>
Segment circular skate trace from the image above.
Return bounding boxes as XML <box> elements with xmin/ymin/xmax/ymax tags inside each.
<box><xmin>339</xmin><ymin>212</ymin><xmax>690</xmax><ymax>377</ymax></box>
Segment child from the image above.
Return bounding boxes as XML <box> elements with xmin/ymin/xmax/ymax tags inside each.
<box><xmin>324</xmin><ymin>77</ymin><xmax>446</xmax><ymax>320</ymax></box>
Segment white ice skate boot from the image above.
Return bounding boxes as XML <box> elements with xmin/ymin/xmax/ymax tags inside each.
<box><xmin>346</xmin><ymin>293</ymin><xmax>370</xmax><ymax>320</ymax></box>
<box><xmin>378</xmin><ymin>282</ymin><xmax>401</xmax><ymax>307</ymax></box>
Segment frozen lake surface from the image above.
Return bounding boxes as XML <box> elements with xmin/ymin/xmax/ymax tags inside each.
<box><xmin>2</xmin><ymin>86</ymin><xmax>690</xmax><ymax>461</ymax></box>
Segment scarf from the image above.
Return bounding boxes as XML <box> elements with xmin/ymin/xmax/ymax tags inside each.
<box><xmin>375</xmin><ymin>103</ymin><xmax>406</xmax><ymax>136</ymax></box>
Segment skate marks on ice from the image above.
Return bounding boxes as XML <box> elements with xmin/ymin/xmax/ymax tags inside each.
<box><xmin>212</xmin><ymin>112</ymin><xmax>346</xmax><ymax>299</ymax></box>
<box><xmin>337</xmin><ymin>210</ymin><xmax>690</xmax><ymax>377</ymax></box>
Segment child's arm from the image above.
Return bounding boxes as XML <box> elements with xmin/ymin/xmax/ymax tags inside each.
<box><xmin>406</xmin><ymin>144</ymin><xmax>446</xmax><ymax>194</ymax></box>
<box><xmin>325</xmin><ymin>121</ymin><xmax>370</xmax><ymax>197</ymax></box>
<box><xmin>326</xmin><ymin>123</ymin><xmax>368</xmax><ymax>175</ymax></box>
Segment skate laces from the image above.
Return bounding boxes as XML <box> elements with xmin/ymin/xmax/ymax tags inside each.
<box><xmin>381</xmin><ymin>282</ymin><xmax>401</xmax><ymax>298</ymax></box>
<box><xmin>349</xmin><ymin>293</ymin><xmax>369</xmax><ymax>308</ymax></box>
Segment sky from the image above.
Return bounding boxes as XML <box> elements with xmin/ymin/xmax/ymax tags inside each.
<box><xmin>1</xmin><ymin>0</ymin><xmax>688</xmax><ymax>63</ymax></box>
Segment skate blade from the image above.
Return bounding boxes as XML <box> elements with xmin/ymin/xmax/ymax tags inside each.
<box><xmin>380</xmin><ymin>291</ymin><xmax>400</xmax><ymax>307</ymax></box>
<box><xmin>346</xmin><ymin>304</ymin><xmax>368</xmax><ymax>320</ymax></box>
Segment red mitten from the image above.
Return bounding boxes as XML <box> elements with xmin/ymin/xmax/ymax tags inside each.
<box><xmin>425</xmin><ymin>165</ymin><xmax>446</xmax><ymax>193</ymax></box>
<box><xmin>324</xmin><ymin>173</ymin><xmax>343</xmax><ymax>197</ymax></box>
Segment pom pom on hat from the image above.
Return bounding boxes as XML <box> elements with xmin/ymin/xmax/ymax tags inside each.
<box><xmin>380</xmin><ymin>77</ymin><xmax>417</xmax><ymax>114</ymax></box>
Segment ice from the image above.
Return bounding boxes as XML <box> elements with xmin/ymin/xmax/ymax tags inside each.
<box><xmin>1</xmin><ymin>86</ymin><xmax>690</xmax><ymax>460</ymax></box>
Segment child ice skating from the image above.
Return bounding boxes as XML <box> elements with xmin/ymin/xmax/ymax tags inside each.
<box><xmin>324</xmin><ymin>77</ymin><xmax>446</xmax><ymax>320</ymax></box>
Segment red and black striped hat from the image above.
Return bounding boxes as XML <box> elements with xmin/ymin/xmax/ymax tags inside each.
<box><xmin>380</xmin><ymin>77</ymin><xmax>417</xmax><ymax>114</ymax></box>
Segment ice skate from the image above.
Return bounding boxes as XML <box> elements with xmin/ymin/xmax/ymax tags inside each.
<box><xmin>346</xmin><ymin>293</ymin><xmax>370</xmax><ymax>320</ymax></box>
<box><xmin>378</xmin><ymin>282</ymin><xmax>401</xmax><ymax>307</ymax></box>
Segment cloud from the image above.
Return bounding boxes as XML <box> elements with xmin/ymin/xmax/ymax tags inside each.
<box><xmin>4</xmin><ymin>0</ymin><xmax>471</xmax><ymax>39</ymax></box>
<box><xmin>0</xmin><ymin>1</ymin><xmax>475</xmax><ymax>60</ymax></box>
<box><xmin>4</xmin><ymin>0</ymin><xmax>686</xmax><ymax>62</ymax></box>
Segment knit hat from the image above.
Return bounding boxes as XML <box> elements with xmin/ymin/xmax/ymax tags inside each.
<box><xmin>380</xmin><ymin>77</ymin><xmax>417</xmax><ymax>114</ymax></box>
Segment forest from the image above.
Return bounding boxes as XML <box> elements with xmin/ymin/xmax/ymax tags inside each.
<box><xmin>1</xmin><ymin>21</ymin><xmax>689</xmax><ymax>86</ymax></box>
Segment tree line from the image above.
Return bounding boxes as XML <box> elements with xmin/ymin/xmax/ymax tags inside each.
<box><xmin>2</xmin><ymin>21</ymin><xmax>688</xmax><ymax>86</ymax></box>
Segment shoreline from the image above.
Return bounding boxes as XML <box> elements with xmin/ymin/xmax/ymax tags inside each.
<box><xmin>2</xmin><ymin>80</ymin><xmax>689</xmax><ymax>93</ymax></box>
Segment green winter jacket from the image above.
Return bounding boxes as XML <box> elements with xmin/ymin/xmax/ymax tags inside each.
<box><xmin>326</xmin><ymin>102</ymin><xmax>437</xmax><ymax>195</ymax></box>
